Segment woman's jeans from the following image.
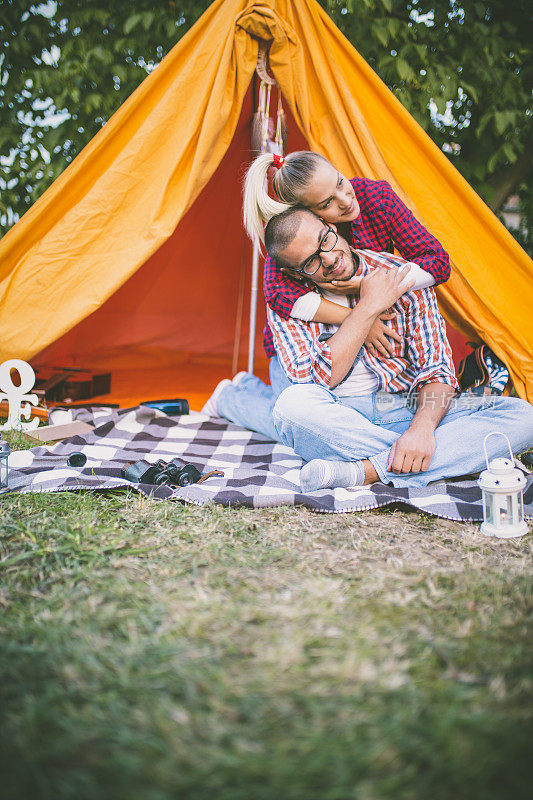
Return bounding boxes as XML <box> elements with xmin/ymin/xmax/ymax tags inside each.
<box><xmin>217</xmin><ymin>356</ymin><xmax>290</xmax><ymax>441</ymax></box>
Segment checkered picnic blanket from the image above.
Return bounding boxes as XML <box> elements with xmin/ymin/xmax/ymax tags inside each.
<box><xmin>5</xmin><ymin>405</ymin><xmax>533</xmax><ymax>522</ymax></box>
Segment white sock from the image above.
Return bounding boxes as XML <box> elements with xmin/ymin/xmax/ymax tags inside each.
<box><xmin>300</xmin><ymin>459</ymin><xmax>365</xmax><ymax>492</ymax></box>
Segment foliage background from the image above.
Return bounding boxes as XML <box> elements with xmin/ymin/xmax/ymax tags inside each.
<box><xmin>0</xmin><ymin>0</ymin><xmax>531</xmax><ymax>251</ymax></box>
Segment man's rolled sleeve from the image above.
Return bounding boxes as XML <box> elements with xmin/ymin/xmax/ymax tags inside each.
<box><xmin>411</xmin><ymin>364</ymin><xmax>458</xmax><ymax>395</ymax></box>
<box><xmin>403</xmin><ymin>289</ymin><xmax>459</xmax><ymax>395</ymax></box>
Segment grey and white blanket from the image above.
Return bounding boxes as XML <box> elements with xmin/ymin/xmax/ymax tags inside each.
<box><xmin>5</xmin><ymin>406</ymin><xmax>532</xmax><ymax>522</ymax></box>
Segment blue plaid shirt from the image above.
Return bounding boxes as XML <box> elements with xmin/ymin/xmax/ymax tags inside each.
<box><xmin>267</xmin><ymin>249</ymin><xmax>458</xmax><ymax>394</ymax></box>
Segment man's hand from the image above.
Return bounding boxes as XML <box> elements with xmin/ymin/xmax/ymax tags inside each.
<box><xmin>387</xmin><ymin>424</ymin><xmax>436</xmax><ymax>473</ymax></box>
<box><xmin>365</xmin><ymin>311</ymin><xmax>402</xmax><ymax>357</ymax></box>
<box><xmin>359</xmin><ymin>266</ymin><xmax>415</xmax><ymax>315</ymax></box>
<box><xmin>387</xmin><ymin>383</ymin><xmax>456</xmax><ymax>474</ymax></box>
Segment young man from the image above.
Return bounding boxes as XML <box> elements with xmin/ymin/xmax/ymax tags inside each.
<box><xmin>259</xmin><ymin>207</ymin><xmax>532</xmax><ymax>490</ymax></box>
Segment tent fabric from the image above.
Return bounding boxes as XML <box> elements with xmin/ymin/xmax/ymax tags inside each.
<box><xmin>0</xmin><ymin>0</ymin><xmax>531</xmax><ymax>399</ymax></box>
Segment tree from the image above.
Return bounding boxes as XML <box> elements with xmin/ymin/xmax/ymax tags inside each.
<box><xmin>0</xmin><ymin>0</ymin><xmax>211</xmax><ymax>230</ymax></box>
<box><xmin>320</xmin><ymin>0</ymin><xmax>532</xmax><ymax>247</ymax></box>
<box><xmin>1</xmin><ymin>0</ymin><xmax>531</xmax><ymax>251</ymax></box>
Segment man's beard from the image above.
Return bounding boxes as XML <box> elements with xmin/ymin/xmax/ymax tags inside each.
<box><xmin>321</xmin><ymin>246</ymin><xmax>358</xmax><ymax>283</ymax></box>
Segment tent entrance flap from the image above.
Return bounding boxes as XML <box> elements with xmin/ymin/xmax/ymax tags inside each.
<box><xmin>32</xmin><ymin>86</ymin><xmax>311</xmax><ymax>407</ymax></box>
<box><xmin>0</xmin><ymin>0</ymin><xmax>529</xmax><ymax>402</ymax></box>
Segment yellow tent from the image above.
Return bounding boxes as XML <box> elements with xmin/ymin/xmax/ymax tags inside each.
<box><xmin>0</xmin><ymin>0</ymin><xmax>531</xmax><ymax>407</ymax></box>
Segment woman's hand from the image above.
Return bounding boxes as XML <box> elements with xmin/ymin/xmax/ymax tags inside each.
<box><xmin>320</xmin><ymin>275</ymin><xmax>363</xmax><ymax>295</ymax></box>
<box><xmin>365</xmin><ymin>311</ymin><xmax>402</xmax><ymax>358</ymax></box>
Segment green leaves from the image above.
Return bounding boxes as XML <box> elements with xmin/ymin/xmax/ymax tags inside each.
<box><xmin>123</xmin><ymin>11</ymin><xmax>154</xmax><ymax>35</ymax></box>
<box><xmin>0</xmin><ymin>0</ymin><xmax>531</xmax><ymax>253</ymax></box>
<box><xmin>123</xmin><ymin>13</ymin><xmax>143</xmax><ymax>35</ymax></box>
<box><xmin>492</xmin><ymin>110</ymin><xmax>519</xmax><ymax>136</ymax></box>
<box><xmin>395</xmin><ymin>57</ymin><xmax>415</xmax><ymax>82</ymax></box>
<box><xmin>371</xmin><ymin>23</ymin><xmax>389</xmax><ymax>48</ymax></box>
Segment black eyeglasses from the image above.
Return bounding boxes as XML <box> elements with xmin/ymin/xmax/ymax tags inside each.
<box><xmin>295</xmin><ymin>225</ymin><xmax>338</xmax><ymax>276</ymax></box>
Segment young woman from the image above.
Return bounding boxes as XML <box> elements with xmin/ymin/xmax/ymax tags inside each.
<box><xmin>243</xmin><ymin>150</ymin><xmax>450</xmax><ymax>358</ymax></box>
<box><xmin>203</xmin><ymin>151</ymin><xmax>451</xmax><ymax>437</ymax></box>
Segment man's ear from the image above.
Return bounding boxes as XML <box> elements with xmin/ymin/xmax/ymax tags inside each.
<box><xmin>282</xmin><ymin>267</ymin><xmax>315</xmax><ymax>287</ymax></box>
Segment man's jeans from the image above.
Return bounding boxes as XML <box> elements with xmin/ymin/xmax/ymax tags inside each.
<box><xmin>217</xmin><ymin>357</ymin><xmax>289</xmax><ymax>441</ymax></box>
<box><xmin>272</xmin><ymin>383</ymin><xmax>533</xmax><ymax>488</ymax></box>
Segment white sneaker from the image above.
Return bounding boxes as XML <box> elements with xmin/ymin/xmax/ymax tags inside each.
<box><xmin>232</xmin><ymin>371</ymin><xmax>248</xmax><ymax>386</ymax></box>
<box><xmin>201</xmin><ymin>379</ymin><xmax>231</xmax><ymax>417</ymax></box>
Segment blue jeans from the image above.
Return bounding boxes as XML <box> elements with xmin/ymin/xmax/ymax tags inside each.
<box><xmin>272</xmin><ymin>384</ymin><xmax>533</xmax><ymax>487</ymax></box>
<box><xmin>217</xmin><ymin>357</ymin><xmax>290</xmax><ymax>440</ymax></box>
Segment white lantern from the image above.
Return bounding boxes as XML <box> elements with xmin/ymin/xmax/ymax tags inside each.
<box><xmin>0</xmin><ymin>440</ymin><xmax>9</xmax><ymax>491</ymax></box>
<box><xmin>478</xmin><ymin>433</ymin><xmax>528</xmax><ymax>539</ymax></box>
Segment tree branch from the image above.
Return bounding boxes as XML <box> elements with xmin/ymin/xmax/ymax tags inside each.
<box><xmin>488</xmin><ymin>139</ymin><xmax>533</xmax><ymax>213</ymax></box>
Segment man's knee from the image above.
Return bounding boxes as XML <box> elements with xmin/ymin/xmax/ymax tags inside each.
<box><xmin>273</xmin><ymin>383</ymin><xmax>330</xmax><ymax>425</ymax></box>
<box><xmin>506</xmin><ymin>397</ymin><xmax>533</xmax><ymax>445</ymax></box>
<box><xmin>492</xmin><ymin>395</ymin><xmax>533</xmax><ymax>423</ymax></box>
<box><xmin>480</xmin><ymin>395</ymin><xmax>533</xmax><ymax>451</ymax></box>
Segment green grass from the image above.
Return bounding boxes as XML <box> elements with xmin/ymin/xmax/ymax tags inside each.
<box><xmin>1</xmin><ymin>489</ymin><xmax>532</xmax><ymax>800</ymax></box>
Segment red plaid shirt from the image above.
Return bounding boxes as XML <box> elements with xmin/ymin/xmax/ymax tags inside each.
<box><xmin>263</xmin><ymin>178</ymin><xmax>450</xmax><ymax>357</ymax></box>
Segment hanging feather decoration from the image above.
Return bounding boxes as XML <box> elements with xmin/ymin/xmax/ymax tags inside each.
<box><xmin>275</xmin><ymin>91</ymin><xmax>288</xmax><ymax>155</ymax></box>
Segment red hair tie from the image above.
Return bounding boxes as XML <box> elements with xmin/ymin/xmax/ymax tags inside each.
<box><xmin>272</xmin><ymin>154</ymin><xmax>285</xmax><ymax>169</ymax></box>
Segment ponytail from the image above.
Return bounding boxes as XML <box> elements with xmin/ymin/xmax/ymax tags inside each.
<box><xmin>243</xmin><ymin>153</ymin><xmax>289</xmax><ymax>248</ymax></box>
<box><xmin>243</xmin><ymin>150</ymin><xmax>330</xmax><ymax>248</ymax></box>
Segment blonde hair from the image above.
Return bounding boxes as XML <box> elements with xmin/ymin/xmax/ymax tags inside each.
<box><xmin>243</xmin><ymin>151</ymin><xmax>329</xmax><ymax>248</ymax></box>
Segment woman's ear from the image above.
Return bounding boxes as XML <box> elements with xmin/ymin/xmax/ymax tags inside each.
<box><xmin>318</xmin><ymin>217</ymin><xmax>337</xmax><ymax>232</ymax></box>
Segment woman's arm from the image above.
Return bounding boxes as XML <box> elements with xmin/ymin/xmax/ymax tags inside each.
<box><xmin>263</xmin><ymin>254</ymin><xmax>309</xmax><ymax>320</ymax></box>
<box><xmin>264</xmin><ymin>254</ymin><xmax>359</xmax><ymax>327</ymax></box>
<box><xmin>380</xmin><ymin>182</ymin><xmax>451</xmax><ymax>285</ymax></box>
<box><xmin>302</xmin><ymin>263</ymin><xmax>435</xmax><ymax>357</ymax></box>
<box><xmin>310</xmin><ymin>297</ymin><xmax>351</xmax><ymax>325</ymax></box>
<box><xmin>291</xmin><ymin>288</ymin><xmax>401</xmax><ymax>358</ymax></box>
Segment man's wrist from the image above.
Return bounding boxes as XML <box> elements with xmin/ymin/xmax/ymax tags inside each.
<box><xmin>351</xmin><ymin>297</ymin><xmax>381</xmax><ymax>320</ymax></box>
<box><xmin>410</xmin><ymin>383</ymin><xmax>455</xmax><ymax>431</ymax></box>
<box><xmin>408</xmin><ymin>414</ymin><xmax>438</xmax><ymax>434</ymax></box>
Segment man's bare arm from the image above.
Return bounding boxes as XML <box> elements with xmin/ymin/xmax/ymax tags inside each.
<box><xmin>328</xmin><ymin>266</ymin><xmax>413</xmax><ymax>387</ymax></box>
<box><xmin>387</xmin><ymin>382</ymin><xmax>456</xmax><ymax>474</ymax></box>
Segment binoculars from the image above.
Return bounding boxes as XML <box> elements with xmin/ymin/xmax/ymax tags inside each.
<box><xmin>122</xmin><ymin>458</ymin><xmax>203</xmax><ymax>487</ymax></box>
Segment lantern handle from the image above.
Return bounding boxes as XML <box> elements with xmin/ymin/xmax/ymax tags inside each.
<box><xmin>482</xmin><ymin>432</ymin><xmax>513</xmax><ymax>471</ymax></box>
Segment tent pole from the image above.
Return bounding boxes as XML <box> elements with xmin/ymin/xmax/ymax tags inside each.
<box><xmin>247</xmin><ymin>43</ymin><xmax>277</xmax><ymax>376</ymax></box>
<box><xmin>247</xmin><ymin>240</ymin><xmax>260</xmax><ymax>374</ymax></box>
